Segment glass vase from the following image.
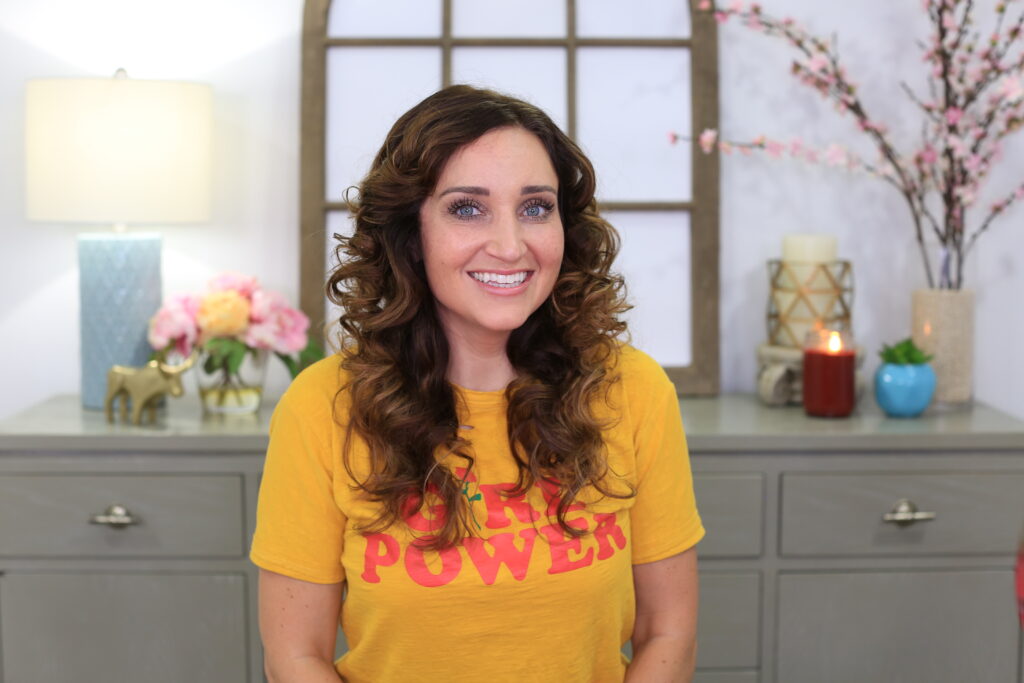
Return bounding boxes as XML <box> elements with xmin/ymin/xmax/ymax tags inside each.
<box><xmin>195</xmin><ymin>347</ymin><xmax>268</xmax><ymax>415</ymax></box>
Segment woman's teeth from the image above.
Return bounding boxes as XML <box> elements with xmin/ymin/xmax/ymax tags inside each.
<box><xmin>470</xmin><ymin>271</ymin><xmax>528</xmax><ymax>288</ymax></box>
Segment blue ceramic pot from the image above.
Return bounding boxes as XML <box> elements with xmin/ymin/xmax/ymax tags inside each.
<box><xmin>874</xmin><ymin>363</ymin><xmax>936</xmax><ymax>418</ymax></box>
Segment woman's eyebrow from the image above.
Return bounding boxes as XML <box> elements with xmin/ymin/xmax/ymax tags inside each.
<box><xmin>437</xmin><ymin>184</ymin><xmax>556</xmax><ymax>197</ymax></box>
<box><xmin>439</xmin><ymin>185</ymin><xmax>488</xmax><ymax>197</ymax></box>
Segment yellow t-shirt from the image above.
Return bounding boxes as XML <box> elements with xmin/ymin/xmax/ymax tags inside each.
<box><xmin>250</xmin><ymin>345</ymin><xmax>704</xmax><ymax>682</ymax></box>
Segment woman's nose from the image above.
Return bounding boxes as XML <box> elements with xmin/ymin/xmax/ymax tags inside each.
<box><xmin>485</xmin><ymin>215</ymin><xmax>527</xmax><ymax>262</ymax></box>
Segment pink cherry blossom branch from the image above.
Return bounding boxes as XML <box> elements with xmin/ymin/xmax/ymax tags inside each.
<box><xmin>697</xmin><ymin>0</ymin><xmax>1024</xmax><ymax>289</ymax></box>
<box><xmin>701</xmin><ymin>1</ymin><xmax>941</xmax><ymax>285</ymax></box>
<box><xmin>969</xmin><ymin>179</ymin><xmax>1024</xmax><ymax>255</ymax></box>
<box><xmin>677</xmin><ymin>129</ymin><xmax>937</xmax><ymax>213</ymax></box>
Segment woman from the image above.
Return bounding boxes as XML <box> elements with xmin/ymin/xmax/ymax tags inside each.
<box><xmin>251</xmin><ymin>85</ymin><xmax>704</xmax><ymax>682</ymax></box>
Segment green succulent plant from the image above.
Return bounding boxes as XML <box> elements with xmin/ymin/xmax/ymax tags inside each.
<box><xmin>878</xmin><ymin>338</ymin><xmax>933</xmax><ymax>365</ymax></box>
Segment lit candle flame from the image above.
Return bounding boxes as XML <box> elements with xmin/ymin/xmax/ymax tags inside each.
<box><xmin>827</xmin><ymin>331</ymin><xmax>843</xmax><ymax>353</ymax></box>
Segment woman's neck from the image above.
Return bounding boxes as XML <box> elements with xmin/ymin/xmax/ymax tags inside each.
<box><xmin>444</xmin><ymin>329</ymin><xmax>515</xmax><ymax>392</ymax></box>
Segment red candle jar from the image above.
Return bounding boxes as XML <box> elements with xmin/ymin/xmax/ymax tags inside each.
<box><xmin>803</xmin><ymin>329</ymin><xmax>856</xmax><ymax>418</ymax></box>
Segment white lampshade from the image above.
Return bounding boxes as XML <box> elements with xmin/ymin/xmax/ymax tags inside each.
<box><xmin>25</xmin><ymin>75</ymin><xmax>212</xmax><ymax>224</ymax></box>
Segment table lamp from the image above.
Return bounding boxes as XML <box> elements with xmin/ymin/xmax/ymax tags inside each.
<box><xmin>25</xmin><ymin>70</ymin><xmax>212</xmax><ymax>409</ymax></box>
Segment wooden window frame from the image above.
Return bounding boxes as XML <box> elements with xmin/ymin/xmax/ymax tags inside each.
<box><xmin>299</xmin><ymin>0</ymin><xmax>720</xmax><ymax>395</ymax></box>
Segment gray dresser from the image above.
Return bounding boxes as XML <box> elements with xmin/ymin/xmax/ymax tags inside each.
<box><xmin>0</xmin><ymin>397</ymin><xmax>267</xmax><ymax>683</ymax></box>
<box><xmin>686</xmin><ymin>396</ymin><xmax>1024</xmax><ymax>683</ymax></box>
<box><xmin>1</xmin><ymin>395</ymin><xmax>1022</xmax><ymax>683</ymax></box>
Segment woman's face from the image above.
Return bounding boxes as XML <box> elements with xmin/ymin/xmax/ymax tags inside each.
<box><xmin>418</xmin><ymin>126</ymin><xmax>565</xmax><ymax>348</ymax></box>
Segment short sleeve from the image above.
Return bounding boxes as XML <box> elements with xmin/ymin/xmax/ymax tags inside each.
<box><xmin>626</xmin><ymin>358</ymin><xmax>705</xmax><ymax>564</ymax></box>
<box><xmin>250</xmin><ymin>377</ymin><xmax>347</xmax><ymax>584</ymax></box>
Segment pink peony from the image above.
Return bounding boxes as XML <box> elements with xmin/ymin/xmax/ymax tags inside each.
<box><xmin>207</xmin><ymin>272</ymin><xmax>259</xmax><ymax>299</ymax></box>
<box><xmin>249</xmin><ymin>288</ymin><xmax>285</xmax><ymax>323</ymax></box>
<box><xmin>244</xmin><ymin>289</ymin><xmax>310</xmax><ymax>354</ymax></box>
<box><xmin>148</xmin><ymin>294</ymin><xmax>200</xmax><ymax>357</ymax></box>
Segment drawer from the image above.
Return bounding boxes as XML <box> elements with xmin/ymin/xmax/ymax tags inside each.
<box><xmin>1</xmin><ymin>572</ymin><xmax>248</xmax><ymax>683</ymax></box>
<box><xmin>693</xmin><ymin>473</ymin><xmax>763</xmax><ymax>557</ymax></box>
<box><xmin>780</xmin><ymin>472</ymin><xmax>1024</xmax><ymax>557</ymax></box>
<box><xmin>777</xmin><ymin>570</ymin><xmax>1017</xmax><ymax>683</ymax></box>
<box><xmin>696</xmin><ymin>572</ymin><xmax>761</xmax><ymax>669</ymax></box>
<box><xmin>0</xmin><ymin>474</ymin><xmax>244</xmax><ymax>557</ymax></box>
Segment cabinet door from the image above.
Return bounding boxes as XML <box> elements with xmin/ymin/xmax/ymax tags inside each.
<box><xmin>697</xmin><ymin>572</ymin><xmax>760</xmax><ymax>669</ymax></box>
<box><xmin>0</xmin><ymin>572</ymin><xmax>248</xmax><ymax>683</ymax></box>
<box><xmin>777</xmin><ymin>569</ymin><xmax>1018</xmax><ymax>683</ymax></box>
<box><xmin>693</xmin><ymin>473</ymin><xmax>763</xmax><ymax>558</ymax></box>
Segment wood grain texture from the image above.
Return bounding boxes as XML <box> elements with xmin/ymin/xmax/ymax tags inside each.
<box><xmin>300</xmin><ymin>0</ymin><xmax>331</xmax><ymax>338</ymax></box>
<box><xmin>682</xmin><ymin>5</ymin><xmax>721</xmax><ymax>396</ymax></box>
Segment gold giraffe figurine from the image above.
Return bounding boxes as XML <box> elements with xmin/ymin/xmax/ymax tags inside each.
<box><xmin>104</xmin><ymin>353</ymin><xmax>196</xmax><ymax>425</ymax></box>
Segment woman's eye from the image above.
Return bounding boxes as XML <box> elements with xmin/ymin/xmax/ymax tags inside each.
<box><xmin>522</xmin><ymin>200</ymin><xmax>554</xmax><ymax>219</ymax></box>
<box><xmin>448</xmin><ymin>201</ymin><xmax>483</xmax><ymax>218</ymax></box>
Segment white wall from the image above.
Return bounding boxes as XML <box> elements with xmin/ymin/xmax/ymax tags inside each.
<box><xmin>717</xmin><ymin>0</ymin><xmax>1023</xmax><ymax>420</ymax></box>
<box><xmin>0</xmin><ymin>0</ymin><xmax>1020</xmax><ymax>421</ymax></box>
<box><xmin>0</xmin><ymin>0</ymin><xmax>302</xmax><ymax>418</ymax></box>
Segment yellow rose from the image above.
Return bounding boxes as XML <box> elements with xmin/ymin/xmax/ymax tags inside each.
<box><xmin>197</xmin><ymin>290</ymin><xmax>250</xmax><ymax>337</ymax></box>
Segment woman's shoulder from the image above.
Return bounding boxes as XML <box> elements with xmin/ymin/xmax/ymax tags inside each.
<box><xmin>274</xmin><ymin>352</ymin><xmax>349</xmax><ymax>421</ymax></box>
<box><xmin>609</xmin><ymin>343</ymin><xmax>676</xmax><ymax>395</ymax></box>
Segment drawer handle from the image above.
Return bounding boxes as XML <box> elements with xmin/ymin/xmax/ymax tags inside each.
<box><xmin>883</xmin><ymin>499</ymin><xmax>936</xmax><ymax>527</ymax></box>
<box><xmin>89</xmin><ymin>504</ymin><xmax>139</xmax><ymax>529</ymax></box>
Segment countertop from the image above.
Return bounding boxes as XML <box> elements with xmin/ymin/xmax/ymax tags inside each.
<box><xmin>1</xmin><ymin>394</ymin><xmax>1022</xmax><ymax>454</ymax></box>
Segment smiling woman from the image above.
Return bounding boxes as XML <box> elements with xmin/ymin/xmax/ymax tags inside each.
<box><xmin>251</xmin><ymin>85</ymin><xmax>704</xmax><ymax>683</ymax></box>
<box><xmin>418</xmin><ymin>127</ymin><xmax>565</xmax><ymax>387</ymax></box>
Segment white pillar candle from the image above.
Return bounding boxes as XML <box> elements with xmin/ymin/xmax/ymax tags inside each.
<box><xmin>775</xmin><ymin>234</ymin><xmax>840</xmax><ymax>347</ymax></box>
<box><xmin>782</xmin><ymin>234</ymin><xmax>837</xmax><ymax>263</ymax></box>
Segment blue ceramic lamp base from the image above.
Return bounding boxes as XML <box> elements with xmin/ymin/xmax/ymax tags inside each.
<box><xmin>79</xmin><ymin>233</ymin><xmax>162</xmax><ymax>410</ymax></box>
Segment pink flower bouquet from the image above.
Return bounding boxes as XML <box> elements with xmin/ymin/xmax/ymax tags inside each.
<box><xmin>149</xmin><ymin>272</ymin><xmax>322</xmax><ymax>381</ymax></box>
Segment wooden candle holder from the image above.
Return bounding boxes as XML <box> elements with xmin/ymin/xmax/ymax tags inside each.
<box><xmin>767</xmin><ymin>259</ymin><xmax>854</xmax><ymax>348</ymax></box>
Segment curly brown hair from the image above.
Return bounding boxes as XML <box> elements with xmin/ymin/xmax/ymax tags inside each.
<box><xmin>327</xmin><ymin>85</ymin><xmax>632</xmax><ymax>550</ymax></box>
